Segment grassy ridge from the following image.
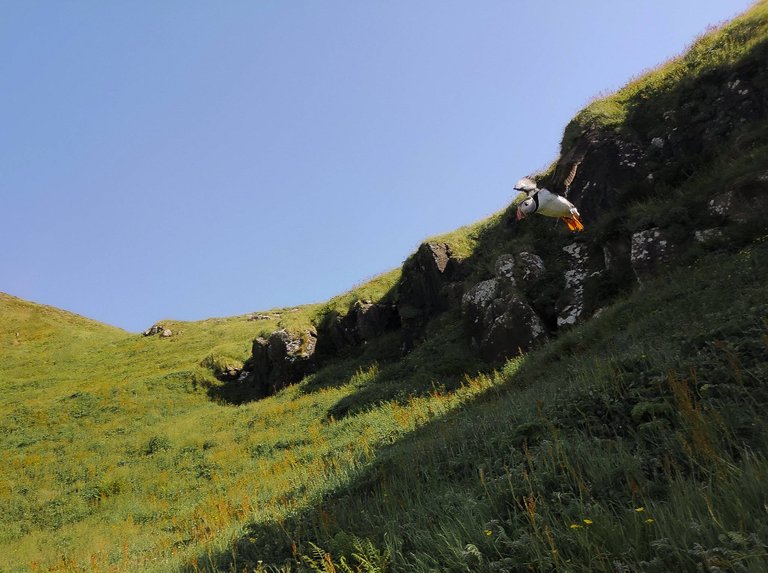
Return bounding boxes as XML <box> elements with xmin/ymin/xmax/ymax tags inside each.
<box><xmin>562</xmin><ymin>0</ymin><xmax>768</xmax><ymax>148</ymax></box>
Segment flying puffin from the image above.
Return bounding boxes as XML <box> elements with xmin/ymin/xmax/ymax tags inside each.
<box><xmin>512</xmin><ymin>176</ymin><xmax>584</xmax><ymax>232</ymax></box>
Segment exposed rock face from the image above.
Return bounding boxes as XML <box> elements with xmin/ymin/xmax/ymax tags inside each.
<box><xmin>708</xmin><ymin>173</ymin><xmax>768</xmax><ymax>224</ymax></box>
<box><xmin>514</xmin><ymin>252</ymin><xmax>547</xmax><ymax>291</ymax></box>
<box><xmin>461</xmin><ymin>254</ymin><xmax>547</xmax><ymax>362</ymax></box>
<box><xmin>556</xmin><ymin>243</ymin><xmax>589</xmax><ymax>328</ymax></box>
<box><xmin>244</xmin><ymin>329</ymin><xmax>318</xmax><ymax>397</ymax></box>
<box><xmin>398</xmin><ymin>242</ymin><xmax>465</xmax><ymax>348</ymax></box>
<box><xmin>694</xmin><ymin>228</ymin><xmax>724</xmax><ymax>243</ymax></box>
<box><xmin>494</xmin><ymin>254</ymin><xmax>517</xmax><ymax>286</ymax></box>
<box><xmin>355</xmin><ymin>301</ymin><xmax>400</xmax><ymax>341</ymax></box>
<box><xmin>631</xmin><ymin>228</ymin><xmax>676</xmax><ymax>284</ymax></box>
<box><xmin>552</xmin><ymin>128</ymin><xmax>647</xmax><ymax>223</ymax></box>
<box><xmin>319</xmin><ymin>301</ymin><xmax>400</xmax><ymax>354</ymax></box>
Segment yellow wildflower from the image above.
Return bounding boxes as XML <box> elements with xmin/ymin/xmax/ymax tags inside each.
<box><xmin>569</xmin><ymin>524</ymin><xmax>582</xmax><ymax>529</ymax></box>
<box><xmin>583</xmin><ymin>519</ymin><xmax>593</xmax><ymax>525</ymax></box>
<box><xmin>635</xmin><ymin>507</ymin><xmax>645</xmax><ymax>513</ymax></box>
<box><xmin>484</xmin><ymin>530</ymin><xmax>493</xmax><ymax>536</ymax></box>
<box><xmin>644</xmin><ymin>518</ymin><xmax>655</xmax><ymax>524</ymax></box>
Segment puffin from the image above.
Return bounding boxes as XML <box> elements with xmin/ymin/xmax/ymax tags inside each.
<box><xmin>512</xmin><ymin>176</ymin><xmax>584</xmax><ymax>232</ymax></box>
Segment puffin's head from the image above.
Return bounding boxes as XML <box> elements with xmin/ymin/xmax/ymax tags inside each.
<box><xmin>516</xmin><ymin>197</ymin><xmax>536</xmax><ymax>220</ymax></box>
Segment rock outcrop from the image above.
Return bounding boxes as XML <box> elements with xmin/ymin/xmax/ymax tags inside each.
<box><xmin>318</xmin><ymin>301</ymin><xmax>400</xmax><ymax>354</ymax></box>
<box><xmin>143</xmin><ymin>324</ymin><xmax>166</xmax><ymax>336</ymax></box>
<box><xmin>556</xmin><ymin>243</ymin><xmax>589</xmax><ymax>328</ymax></box>
<box><xmin>398</xmin><ymin>242</ymin><xmax>466</xmax><ymax>348</ymax></box>
<box><xmin>708</xmin><ymin>172</ymin><xmax>768</xmax><ymax>224</ymax></box>
<box><xmin>462</xmin><ymin>254</ymin><xmax>547</xmax><ymax>362</ymax></box>
<box><xmin>243</xmin><ymin>329</ymin><xmax>318</xmax><ymax>397</ymax></box>
<box><xmin>630</xmin><ymin>228</ymin><xmax>677</xmax><ymax>284</ymax></box>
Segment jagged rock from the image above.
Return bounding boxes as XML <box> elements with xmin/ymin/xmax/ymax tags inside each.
<box><xmin>551</xmin><ymin>128</ymin><xmax>647</xmax><ymax>222</ymax></box>
<box><xmin>695</xmin><ymin>228</ymin><xmax>724</xmax><ymax>243</ymax></box>
<box><xmin>461</xmin><ymin>278</ymin><xmax>546</xmax><ymax>362</ymax></box>
<box><xmin>398</xmin><ymin>241</ymin><xmax>465</xmax><ymax>348</ymax></box>
<box><xmin>494</xmin><ymin>254</ymin><xmax>517</xmax><ymax>287</ymax></box>
<box><xmin>249</xmin><ymin>337</ymin><xmax>272</xmax><ymax>390</ymax></box>
<box><xmin>244</xmin><ymin>329</ymin><xmax>318</xmax><ymax>397</ymax></box>
<box><xmin>142</xmin><ymin>324</ymin><xmax>165</xmax><ymax>336</ymax></box>
<box><xmin>708</xmin><ymin>173</ymin><xmax>768</xmax><ymax>224</ymax></box>
<box><xmin>355</xmin><ymin>301</ymin><xmax>400</xmax><ymax>341</ymax></box>
<box><xmin>515</xmin><ymin>252</ymin><xmax>546</xmax><ymax>290</ymax></box>
<box><xmin>317</xmin><ymin>301</ymin><xmax>400</xmax><ymax>355</ymax></box>
<box><xmin>492</xmin><ymin>252</ymin><xmax>547</xmax><ymax>292</ymax></box>
<box><xmin>556</xmin><ymin>243</ymin><xmax>589</xmax><ymax>328</ymax></box>
<box><xmin>631</xmin><ymin>228</ymin><xmax>676</xmax><ymax>283</ymax></box>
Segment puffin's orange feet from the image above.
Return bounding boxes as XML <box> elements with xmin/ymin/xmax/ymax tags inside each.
<box><xmin>561</xmin><ymin>216</ymin><xmax>584</xmax><ymax>232</ymax></box>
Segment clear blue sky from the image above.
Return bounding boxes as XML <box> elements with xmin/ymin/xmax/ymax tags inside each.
<box><xmin>0</xmin><ymin>1</ymin><xmax>754</xmax><ymax>332</ymax></box>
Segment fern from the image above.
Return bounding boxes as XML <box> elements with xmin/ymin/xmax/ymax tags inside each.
<box><xmin>301</xmin><ymin>537</ymin><xmax>390</xmax><ymax>573</ymax></box>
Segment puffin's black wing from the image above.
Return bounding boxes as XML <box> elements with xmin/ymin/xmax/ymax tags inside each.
<box><xmin>512</xmin><ymin>176</ymin><xmax>539</xmax><ymax>205</ymax></box>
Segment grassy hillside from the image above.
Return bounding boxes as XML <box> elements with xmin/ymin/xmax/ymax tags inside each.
<box><xmin>3</xmin><ymin>2</ymin><xmax>768</xmax><ymax>572</ymax></box>
<box><xmin>0</xmin><ymin>272</ymin><xmax>417</xmax><ymax>573</ymax></box>
<box><xmin>5</xmin><ymin>233</ymin><xmax>765</xmax><ymax>573</ymax></box>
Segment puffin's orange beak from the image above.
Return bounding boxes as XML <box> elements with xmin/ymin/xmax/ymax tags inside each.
<box><xmin>516</xmin><ymin>208</ymin><xmax>524</xmax><ymax>221</ymax></box>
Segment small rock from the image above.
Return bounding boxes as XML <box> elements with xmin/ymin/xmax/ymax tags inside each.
<box><xmin>651</xmin><ymin>137</ymin><xmax>665</xmax><ymax>148</ymax></box>
<box><xmin>142</xmin><ymin>324</ymin><xmax>166</xmax><ymax>336</ymax></box>
<box><xmin>160</xmin><ymin>329</ymin><xmax>173</xmax><ymax>337</ymax></box>
<box><xmin>556</xmin><ymin>243</ymin><xmax>588</xmax><ymax>328</ymax></box>
<box><xmin>695</xmin><ymin>228</ymin><xmax>723</xmax><ymax>243</ymax></box>
<box><xmin>494</xmin><ymin>254</ymin><xmax>516</xmax><ymax>286</ymax></box>
<box><xmin>248</xmin><ymin>314</ymin><xmax>274</xmax><ymax>321</ymax></box>
<box><xmin>631</xmin><ymin>228</ymin><xmax>675</xmax><ymax>283</ymax></box>
<box><xmin>516</xmin><ymin>252</ymin><xmax>546</xmax><ymax>289</ymax></box>
<box><xmin>708</xmin><ymin>192</ymin><xmax>733</xmax><ymax>217</ymax></box>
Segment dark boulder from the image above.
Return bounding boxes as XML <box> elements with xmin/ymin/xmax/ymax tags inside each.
<box><xmin>630</xmin><ymin>228</ymin><xmax>677</xmax><ymax>284</ymax></box>
<box><xmin>708</xmin><ymin>171</ymin><xmax>768</xmax><ymax>224</ymax></box>
<box><xmin>556</xmin><ymin>243</ymin><xmax>590</xmax><ymax>328</ymax></box>
<box><xmin>461</xmin><ymin>278</ymin><xmax>547</xmax><ymax>362</ymax></box>
<box><xmin>243</xmin><ymin>329</ymin><xmax>318</xmax><ymax>397</ymax></box>
<box><xmin>354</xmin><ymin>301</ymin><xmax>401</xmax><ymax>341</ymax></box>
<box><xmin>317</xmin><ymin>301</ymin><xmax>400</xmax><ymax>355</ymax></box>
<box><xmin>551</xmin><ymin>128</ymin><xmax>647</xmax><ymax>223</ymax></box>
<box><xmin>398</xmin><ymin>242</ymin><xmax>466</xmax><ymax>349</ymax></box>
<box><xmin>514</xmin><ymin>252</ymin><xmax>547</xmax><ymax>291</ymax></box>
<box><xmin>142</xmin><ymin>324</ymin><xmax>166</xmax><ymax>336</ymax></box>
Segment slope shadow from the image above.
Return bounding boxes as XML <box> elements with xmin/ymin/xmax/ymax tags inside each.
<box><xmin>205</xmin><ymin>377</ymin><xmax>266</xmax><ymax>405</ymax></box>
<box><xmin>180</xmin><ymin>357</ymin><xmax>530</xmax><ymax>573</ymax></box>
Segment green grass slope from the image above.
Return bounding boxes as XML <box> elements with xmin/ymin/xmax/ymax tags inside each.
<box><xmin>270</xmin><ymin>240</ymin><xmax>768</xmax><ymax>573</ymax></box>
<box><xmin>3</xmin><ymin>2</ymin><xmax>768</xmax><ymax>572</ymax></box>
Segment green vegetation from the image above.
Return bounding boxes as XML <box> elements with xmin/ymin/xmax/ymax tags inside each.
<box><xmin>7</xmin><ymin>232</ymin><xmax>764</xmax><ymax>573</ymax></box>
<box><xmin>562</xmin><ymin>0</ymin><xmax>768</xmax><ymax>149</ymax></box>
<box><xmin>3</xmin><ymin>2</ymin><xmax>768</xmax><ymax>572</ymax></box>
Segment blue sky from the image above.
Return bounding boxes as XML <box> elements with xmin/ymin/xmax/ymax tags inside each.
<box><xmin>0</xmin><ymin>1</ymin><xmax>754</xmax><ymax>332</ymax></box>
